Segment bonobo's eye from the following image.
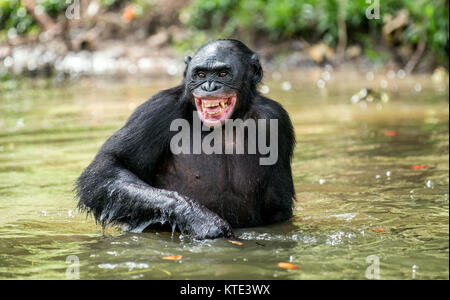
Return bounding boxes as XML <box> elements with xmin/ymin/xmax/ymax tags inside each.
<box><xmin>197</xmin><ymin>71</ymin><xmax>206</xmax><ymax>79</ymax></box>
<box><xmin>218</xmin><ymin>71</ymin><xmax>228</xmax><ymax>78</ymax></box>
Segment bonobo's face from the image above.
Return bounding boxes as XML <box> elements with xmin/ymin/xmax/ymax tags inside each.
<box><xmin>185</xmin><ymin>42</ymin><xmax>246</xmax><ymax>127</ymax></box>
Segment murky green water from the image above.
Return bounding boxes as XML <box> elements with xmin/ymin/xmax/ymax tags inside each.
<box><xmin>0</xmin><ymin>71</ymin><xmax>448</xmax><ymax>280</ymax></box>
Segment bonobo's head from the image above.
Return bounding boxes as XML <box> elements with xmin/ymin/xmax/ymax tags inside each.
<box><xmin>183</xmin><ymin>39</ymin><xmax>263</xmax><ymax>127</ymax></box>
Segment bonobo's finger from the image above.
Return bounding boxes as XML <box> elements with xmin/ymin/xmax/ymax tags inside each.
<box><xmin>190</xmin><ymin>218</ymin><xmax>233</xmax><ymax>240</ymax></box>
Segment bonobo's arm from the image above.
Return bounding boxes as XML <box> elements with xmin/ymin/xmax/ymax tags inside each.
<box><xmin>256</xmin><ymin>96</ymin><xmax>296</xmax><ymax>224</ymax></box>
<box><xmin>76</xmin><ymin>86</ymin><xmax>232</xmax><ymax>239</ymax></box>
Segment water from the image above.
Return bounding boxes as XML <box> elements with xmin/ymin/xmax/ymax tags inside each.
<box><xmin>0</xmin><ymin>71</ymin><xmax>448</xmax><ymax>279</ymax></box>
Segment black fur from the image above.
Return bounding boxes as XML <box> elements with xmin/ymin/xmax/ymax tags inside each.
<box><xmin>76</xmin><ymin>39</ymin><xmax>295</xmax><ymax>239</ymax></box>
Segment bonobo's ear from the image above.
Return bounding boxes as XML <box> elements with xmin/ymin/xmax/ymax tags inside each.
<box><xmin>183</xmin><ymin>56</ymin><xmax>192</xmax><ymax>78</ymax></box>
<box><xmin>250</xmin><ymin>53</ymin><xmax>263</xmax><ymax>84</ymax></box>
<box><xmin>184</xmin><ymin>56</ymin><xmax>192</xmax><ymax>65</ymax></box>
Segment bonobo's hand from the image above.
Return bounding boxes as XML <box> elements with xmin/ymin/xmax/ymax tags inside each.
<box><xmin>186</xmin><ymin>209</ymin><xmax>233</xmax><ymax>240</ymax></box>
<box><xmin>170</xmin><ymin>192</ymin><xmax>233</xmax><ymax>239</ymax></box>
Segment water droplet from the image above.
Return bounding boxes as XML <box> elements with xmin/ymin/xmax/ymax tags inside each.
<box><xmin>387</xmin><ymin>70</ymin><xmax>396</xmax><ymax>80</ymax></box>
<box><xmin>321</xmin><ymin>71</ymin><xmax>331</xmax><ymax>81</ymax></box>
<box><xmin>3</xmin><ymin>56</ymin><xmax>13</xmax><ymax>68</ymax></box>
<box><xmin>166</xmin><ymin>64</ymin><xmax>178</xmax><ymax>76</ymax></box>
<box><xmin>281</xmin><ymin>81</ymin><xmax>292</xmax><ymax>91</ymax></box>
<box><xmin>324</xmin><ymin>64</ymin><xmax>333</xmax><ymax>72</ymax></box>
<box><xmin>127</xmin><ymin>64</ymin><xmax>138</xmax><ymax>74</ymax></box>
<box><xmin>271</xmin><ymin>71</ymin><xmax>282</xmax><ymax>81</ymax></box>
<box><xmin>414</xmin><ymin>83</ymin><xmax>422</xmax><ymax>93</ymax></box>
<box><xmin>260</xmin><ymin>85</ymin><xmax>270</xmax><ymax>94</ymax></box>
<box><xmin>98</xmin><ymin>263</ymin><xmax>117</xmax><ymax>269</ymax></box>
<box><xmin>397</xmin><ymin>69</ymin><xmax>406</xmax><ymax>79</ymax></box>
<box><xmin>316</xmin><ymin>79</ymin><xmax>325</xmax><ymax>89</ymax></box>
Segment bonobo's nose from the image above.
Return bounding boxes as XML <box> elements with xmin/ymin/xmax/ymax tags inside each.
<box><xmin>201</xmin><ymin>81</ymin><xmax>222</xmax><ymax>92</ymax></box>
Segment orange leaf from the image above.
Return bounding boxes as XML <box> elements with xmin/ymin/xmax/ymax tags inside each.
<box><xmin>123</xmin><ymin>6</ymin><xmax>135</xmax><ymax>21</ymax></box>
<box><xmin>228</xmin><ymin>240</ymin><xmax>243</xmax><ymax>246</ymax></box>
<box><xmin>411</xmin><ymin>165</ymin><xmax>428</xmax><ymax>170</ymax></box>
<box><xmin>278</xmin><ymin>262</ymin><xmax>299</xmax><ymax>270</ymax></box>
<box><xmin>371</xmin><ymin>228</ymin><xmax>386</xmax><ymax>233</ymax></box>
<box><xmin>384</xmin><ymin>130</ymin><xmax>397</xmax><ymax>137</ymax></box>
<box><xmin>162</xmin><ymin>255</ymin><xmax>183</xmax><ymax>261</ymax></box>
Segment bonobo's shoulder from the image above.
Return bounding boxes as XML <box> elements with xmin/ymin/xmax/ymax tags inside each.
<box><xmin>139</xmin><ymin>85</ymin><xmax>183</xmax><ymax>109</ymax></box>
<box><xmin>251</xmin><ymin>94</ymin><xmax>291</xmax><ymax>120</ymax></box>
<box><xmin>126</xmin><ymin>85</ymin><xmax>184</xmax><ymax>123</ymax></box>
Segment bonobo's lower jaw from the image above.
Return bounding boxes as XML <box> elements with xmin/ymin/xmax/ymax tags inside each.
<box><xmin>193</xmin><ymin>92</ymin><xmax>237</xmax><ymax>127</ymax></box>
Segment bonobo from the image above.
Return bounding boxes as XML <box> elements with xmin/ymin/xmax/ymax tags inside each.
<box><xmin>76</xmin><ymin>39</ymin><xmax>295</xmax><ymax>239</ymax></box>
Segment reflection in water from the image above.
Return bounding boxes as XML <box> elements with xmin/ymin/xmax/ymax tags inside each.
<box><xmin>0</xmin><ymin>73</ymin><xmax>448</xmax><ymax>279</ymax></box>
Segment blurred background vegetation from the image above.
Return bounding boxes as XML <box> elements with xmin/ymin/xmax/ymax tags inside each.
<box><xmin>0</xmin><ymin>0</ymin><xmax>448</xmax><ymax>80</ymax></box>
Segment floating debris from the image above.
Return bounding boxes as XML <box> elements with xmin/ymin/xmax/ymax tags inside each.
<box><xmin>411</xmin><ymin>165</ymin><xmax>429</xmax><ymax>170</ymax></box>
<box><xmin>98</xmin><ymin>263</ymin><xmax>117</xmax><ymax>269</ymax></box>
<box><xmin>350</xmin><ymin>88</ymin><xmax>389</xmax><ymax>104</ymax></box>
<box><xmin>228</xmin><ymin>240</ymin><xmax>243</xmax><ymax>246</ymax></box>
<box><xmin>384</xmin><ymin>130</ymin><xmax>398</xmax><ymax>137</ymax></box>
<box><xmin>162</xmin><ymin>255</ymin><xmax>183</xmax><ymax>261</ymax></box>
<box><xmin>278</xmin><ymin>262</ymin><xmax>299</xmax><ymax>270</ymax></box>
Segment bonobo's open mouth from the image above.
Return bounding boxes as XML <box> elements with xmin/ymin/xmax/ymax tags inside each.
<box><xmin>194</xmin><ymin>93</ymin><xmax>237</xmax><ymax>127</ymax></box>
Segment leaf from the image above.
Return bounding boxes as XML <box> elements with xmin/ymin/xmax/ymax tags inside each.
<box><xmin>228</xmin><ymin>240</ymin><xmax>243</xmax><ymax>246</ymax></box>
<box><xmin>411</xmin><ymin>165</ymin><xmax>429</xmax><ymax>170</ymax></box>
<box><xmin>162</xmin><ymin>255</ymin><xmax>183</xmax><ymax>261</ymax></box>
<box><xmin>384</xmin><ymin>130</ymin><xmax>397</xmax><ymax>137</ymax></box>
<box><xmin>123</xmin><ymin>6</ymin><xmax>135</xmax><ymax>21</ymax></box>
<box><xmin>278</xmin><ymin>262</ymin><xmax>299</xmax><ymax>270</ymax></box>
<box><xmin>371</xmin><ymin>228</ymin><xmax>386</xmax><ymax>233</ymax></box>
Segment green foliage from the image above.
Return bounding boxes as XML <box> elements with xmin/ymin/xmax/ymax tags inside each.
<box><xmin>0</xmin><ymin>0</ymin><xmax>70</xmax><ymax>36</ymax></box>
<box><xmin>185</xmin><ymin>0</ymin><xmax>449</xmax><ymax>65</ymax></box>
<box><xmin>0</xmin><ymin>0</ymin><xmax>36</xmax><ymax>35</ymax></box>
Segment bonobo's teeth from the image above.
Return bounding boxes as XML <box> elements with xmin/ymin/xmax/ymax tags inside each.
<box><xmin>208</xmin><ymin>108</ymin><xmax>223</xmax><ymax>115</ymax></box>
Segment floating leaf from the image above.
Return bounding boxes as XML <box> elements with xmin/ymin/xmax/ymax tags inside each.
<box><xmin>411</xmin><ymin>165</ymin><xmax>429</xmax><ymax>170</ymax></box>
<box><xmin>384</xmin><ymin>130</ymin><xmax>397</xmax><ymax>137</ymax></box>
<box><xmin>228</xmin><ymin>240</ymin><xmax>243</xmax><ymax>246</ymax></box>
<box><xmin>278</xmin><ymin>262</ymin><xmax>299</xmax><ymax>270</ymax></box>
<box><xmin>162</xmin><ymin>255</ymin><xmax>183</xmax><ymax>261</ymax></box>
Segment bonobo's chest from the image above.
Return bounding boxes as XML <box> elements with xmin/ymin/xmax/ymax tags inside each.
<box><xmin>152</xmin><ymin>152</ymin><xmax>264</xmax><ymax>227</ymax></box>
